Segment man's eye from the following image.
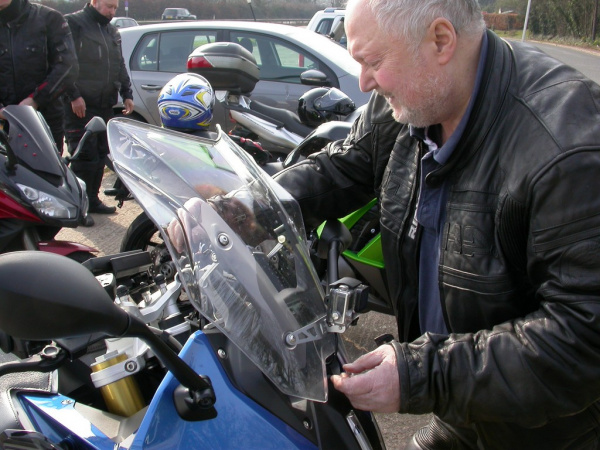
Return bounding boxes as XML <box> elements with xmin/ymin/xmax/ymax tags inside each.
<box><xmin>365</xmin><ymin>60</ymin><xmax>381</xmax><ymax>69</ymax></box>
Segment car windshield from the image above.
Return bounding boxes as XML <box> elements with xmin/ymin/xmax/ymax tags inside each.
<box><xmin>287</xmin><ymin>28</ymin><xmax>359</xmax><ymax>77</ymax></box>
<box><xmin>107</xmin><ymin>118</ymin><xmax>335</xmax><ymax>402</ymax></box>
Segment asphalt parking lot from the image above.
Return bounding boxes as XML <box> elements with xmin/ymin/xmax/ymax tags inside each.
<box><xmin>56</xmin><ymin>171</ymin><xmax>428</xmax><ymax>449</ymax></box>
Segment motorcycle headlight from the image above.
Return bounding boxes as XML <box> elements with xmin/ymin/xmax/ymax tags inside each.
<box><xmin>16</xmin><ymin>183</ymin><xmax>77</xmax><ymax>219</ymax></box>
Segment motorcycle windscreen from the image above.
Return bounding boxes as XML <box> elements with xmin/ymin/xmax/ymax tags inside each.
<box><xmin>2</xmin><ymin>105</ymin><xmax>65</xmax><ymax>178</ymax></box>
<box><xmin>108</xmin><ymin>118</ymin><xmax>333</xmax><ymax>402</ymax></box>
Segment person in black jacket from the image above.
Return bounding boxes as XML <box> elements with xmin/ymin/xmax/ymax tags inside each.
<box><xmin>0</xmin><ymin>0</ymin><xmax>77</xmax><ymax>153</ymax></box>
<box><xmin>64</xmin><ymin>0</ymin><xmax>134</xmax><ymax>224</ymax></box>
<box><xmin>274</xmin><ymin>0</ymin><xmax>600</xmax><ymax>448</ymax></box>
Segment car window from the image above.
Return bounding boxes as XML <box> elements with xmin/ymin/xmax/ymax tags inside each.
<box><xmin>314</xmin><ymin>19</ymin><xmax>333</xmax><ymax>35</ymax></box>
<box><xmin>131</xmin><ymin>31</ymin><xmax>217</xmax><ymax>73</ymax></box>
<box><xmin>230</xmin><ymin>32</ymin><xmax>318</xmax><ymax>84</ymax></box>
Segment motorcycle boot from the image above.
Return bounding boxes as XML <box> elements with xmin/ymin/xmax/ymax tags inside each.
<box><xmin>405</xmin><ymin>415</ymin><xmax>477</xmax><ymax>450</ymax></box>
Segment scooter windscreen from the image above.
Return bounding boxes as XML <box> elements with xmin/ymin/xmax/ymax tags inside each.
<box><xmin>107</xmin><ymin>118</ymin><xmax>334</xmax><ymax>402</ymax></box>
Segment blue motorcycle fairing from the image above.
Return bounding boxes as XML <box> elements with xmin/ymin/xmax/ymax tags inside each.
<box><xmin>18</xmin><ymin>331</ymin><xmax>317</xmax><ymax>450</ymax></box>
<box><xmin>129</xmin><ymin>330</ymin><xmax>317</xmax><ymax>449</ymax></box>
<box><xmin>17</xmin><ymin>394</ymin><xmax>115</xmax><ymax>450</ymax></box>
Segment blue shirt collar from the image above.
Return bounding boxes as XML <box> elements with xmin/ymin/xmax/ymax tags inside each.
<box><xmin>410</xmin><ymin>31</ymin><xmax>488</xmax><ymax>165</ymax></box>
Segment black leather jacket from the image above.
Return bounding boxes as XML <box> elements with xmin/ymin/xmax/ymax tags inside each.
<box><xmin>0</xmin><ymin>0</ymin><xmax>76</xmax><ymax>113</ymax></box>
<box><xmin>275</xmin><ymin>30</ymin><xmax>600</xmax><ymax>446</ymax></box>
<box><xmin>65</xmin><ymin>4</ymin><xmax>132</xmax><ymax>109</ymax></box>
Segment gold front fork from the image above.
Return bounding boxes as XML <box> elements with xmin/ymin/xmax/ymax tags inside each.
<box><xmin>91</xmin><ymin>352</ymin><xmax>145</xmax><ymax>417</ymax></box>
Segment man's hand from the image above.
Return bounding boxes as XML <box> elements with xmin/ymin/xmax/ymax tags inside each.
<box><xmin>330</xmin><ymin>344</ymin><xmax>400</xmax><ymax>413</ymax></box>
<box><xmin>71</xmin><ymin>97</ymin><xmax>86</xmax><ymax>119</ymax></box>
<box><xmin>166</xmin><ymin>197</ymin><xmax>206</xmax><ymax>254</ymax></box>
<box><xmin>122</xmin><ymin>99</ymin><xmax>134</xmax><ymax>115</ymax></box>
<box><xmin>19</xmin><ymin>97</ymin><xmax>38</xmax><ymax>109</ymax></box>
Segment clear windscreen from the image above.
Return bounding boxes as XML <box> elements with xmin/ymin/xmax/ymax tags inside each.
<box><xmin>107</xmin><ymin>118</ymin><xmax>332</xmax><ymax>402</ymax></box>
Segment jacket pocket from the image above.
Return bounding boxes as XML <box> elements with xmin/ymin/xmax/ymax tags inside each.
<box><xmin>440</xmin><ymin>265</ymin><xmax>534</xmax><ymax>333</ymax></box>
<box><xmin>23</xmin><ymin>36</ymin><xmax>47</xmax><ymax>74</ymax></box>
<box><xmin>79</xmin><ymin>38</ymin><xmax>103</xmax><ymax>63</ymax></box>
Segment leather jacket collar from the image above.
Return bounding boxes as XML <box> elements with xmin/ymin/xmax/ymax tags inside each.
<box><xmin>426</xmin><ymin>30</ymin><xmax>512</xmax><ymax>187</ymax></box>
<box><xmin>83</xmin><ymin>2</ymin><xmax>110</xmax><ymax>26</ymax></box>
<box><xmin>0</xmin><ymin>0</ymin><xmax>29</xmax><ymax>25</ymax></box>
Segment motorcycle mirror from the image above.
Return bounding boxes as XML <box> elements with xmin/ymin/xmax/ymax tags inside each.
<box><xmin>84</xmin><ymin>116</ymin><xmax>108</xmax><ymax>134</ymax></box>
<box><xmin>0</xmin><ymin>251</ymin><xmax>129</xmax><ymax>340</ymax></box>
<box><xmin>65</xmin><ymin>116</ymin><xmax>107</xmax><ymax>164</ymax></box>
<box><xmin>0</xmin><ymin>251</ymin><xmax>218</xmax><ymax>417</ymax></box>
<box><xmin>300</xmin><ymin>69</ymin><xmax>331</xmax><ymax>87</ymax></box>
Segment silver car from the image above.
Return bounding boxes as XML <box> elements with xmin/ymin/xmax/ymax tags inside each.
<box><xmin>116</xmin><ymin>21</ymin><xmax>370</xmax><ymax>131</ymax></box>
<box><xmin>110</xmin><ymin>17</ymin><xmax>139</xmax><ymax>29</ymax></box>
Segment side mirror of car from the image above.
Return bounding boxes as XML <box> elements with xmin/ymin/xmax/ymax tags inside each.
<box><xmin>300</xmin><ymin>69</ymin><xmax>331</xmax><ymax>87</ymax></box>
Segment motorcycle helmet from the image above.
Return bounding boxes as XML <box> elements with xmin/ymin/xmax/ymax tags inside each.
<box><xmin>158</xmin><ymin>73</ymin><xmax>215</xmax><ymax>131</ymax></box>
<box><xmin>297</xmin><ymin>87</ymin><xmax>356</xmax><ymax>127</ymax></box>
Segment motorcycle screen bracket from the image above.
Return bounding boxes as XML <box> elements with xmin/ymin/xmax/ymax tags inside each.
<box><xmin>285</xmin><ymin>277</ymin><xmax>369</xmax><ymax>346</ymax></box>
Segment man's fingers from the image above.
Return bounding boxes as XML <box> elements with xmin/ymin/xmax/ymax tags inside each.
<box><xmin>167</xmin><ymin>220</ymin><xmax>184</xmax><ymax>253</ymax></box>
<box><xmin>331</xmin><ymin>372</ymin><xmax>374</xmax><ymax>396</ymax></box>
<box><xmin>342</xmin><ymin>345</ymin><xmax>388</xmax><ymax>373</ymax></box>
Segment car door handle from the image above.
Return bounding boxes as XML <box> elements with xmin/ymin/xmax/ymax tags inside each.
<box><xmin>141</xmin><ymin>84</ymin><xmax>163</xmax><ymax>91</ymax></box>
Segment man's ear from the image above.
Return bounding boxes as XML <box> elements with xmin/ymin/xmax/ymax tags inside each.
<box><xmin>426</xmin><ymin>18</ymin><xmax>457</xmax><ymax>66</ymax></box>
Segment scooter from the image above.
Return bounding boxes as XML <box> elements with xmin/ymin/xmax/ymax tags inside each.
<box><xmin>0</xmin><ymin>118</ymin><xmax>386</xmax><ymax>449</ymax></box>
<box><xmin>0</xmin><ymin>105</ymin><xmax>100</xmax><ymax>261</ymax></box>
<box><xmin>187</xmin><ymin>41</ymin><xmax>361</xmax><ymax>156</ymax></box>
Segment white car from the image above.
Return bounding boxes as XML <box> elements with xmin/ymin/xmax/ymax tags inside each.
<box><xmin>307</xmin><ymin>8</ymin><xmax>346</xmax><ymax>47</ymax></box>
<box><xmin>116</xmin><ymin>21</ymin><xmax>369</xmax><ymax>131</ymax></box>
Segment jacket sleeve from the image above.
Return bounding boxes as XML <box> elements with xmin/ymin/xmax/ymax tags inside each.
<box><xmin>396</xmin><ymin>149</ymin><xmax>600</xmax><ymax>428</ymax></box>
<box><xmin>31</xmin><ymin>9</ymin><xmax>78</xmax><ymax>108</ymax></box>
<box><xmin>273</xmin><ymin>93</ymin><xmax>392</xmax><ymax>229</ymax></box>
<box><xmin>63</xmin><ymin>15</ymin><xmax>81</xmax><ymax>102</ymax></box>
<box><xmin>118</xmin><ymin>58</ymin><xmax>133</xmax><ymax>102</ymax></box>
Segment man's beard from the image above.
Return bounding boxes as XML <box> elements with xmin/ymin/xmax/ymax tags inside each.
<box><xmin>386</xmin><ymin>65</ymin><xmax>453</xmax><ymax>128</ymax></box>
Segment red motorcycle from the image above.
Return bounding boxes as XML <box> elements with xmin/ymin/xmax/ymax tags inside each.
<box><xmin>0</xmin><ymin>105</ymin><xmax>99</xmax><ymax>261</ymax></box>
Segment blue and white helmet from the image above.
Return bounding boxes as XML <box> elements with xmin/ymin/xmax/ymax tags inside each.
<box><xmin>158</xmin><ymin>73</ymin><xmax>215</xmax><ymax>131</ymax></box>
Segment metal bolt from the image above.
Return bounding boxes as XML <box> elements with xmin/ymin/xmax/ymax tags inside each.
<box><xmin>218</xmin><ymin>233</ymin><xmax>230</xmax><ymax>246</ymax></box>
<box><xmin>285</xmin><ymin>333</ymin><xmax>297</xmax><ymax>346</ymax></box>
<box><xmin>303</xmin><ymin>419</ymin><xmax>313</xmax><ymax>430</ymax></box>
<box><xmin>277</xmin><ymin>235</ymin><xmax>286</xmax><ymax>244</ymax></box>
<box><xmin>217</xmin><ymin>348</ymin><xmax>227</xmax><ymax>359</ymax></box>
<box><xmin>125</xmin><ymin>361</ymin><xmax>138</xmax><ymax>372</ymax></box>
<box><xmin>332</xmin><ymin>312</ymin><xmax>341</xmax><ymax>321</ymax></box>
<box><xmin>40</xmin><ymin>346</ymin><xmax>60</xmax><ymax>359</ymax></box>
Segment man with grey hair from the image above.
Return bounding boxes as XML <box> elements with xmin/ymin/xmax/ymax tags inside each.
<box><xmin>274</xmin><ymin>0</ymin><xmax>600</xmax><ymax>447</ymax></box>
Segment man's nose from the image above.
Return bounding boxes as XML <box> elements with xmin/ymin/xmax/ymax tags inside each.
<box><xmin>359</xmin><ymin>69</ymin><xmax>377</xmax><ymax>93</ymax></box>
